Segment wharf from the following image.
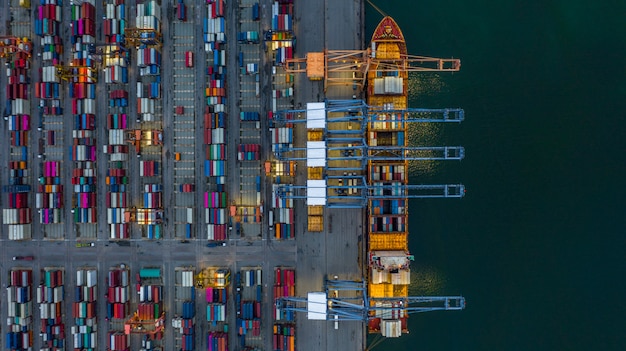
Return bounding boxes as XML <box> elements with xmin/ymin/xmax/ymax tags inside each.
<box><xmin>0</xmin><ymin>1</ymin><xmax>365</xmax><ymax>351</ymax></box>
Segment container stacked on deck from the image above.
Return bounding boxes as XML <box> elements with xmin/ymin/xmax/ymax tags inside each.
<box><xmin>69</xmin><ymin>0</ymin><xmax>98</xmax><ymax>225</ymax></box>
<box><xmin>104</xmin><ymin>0</ymin><xmax>131</xmax><ymax>240</ymax></box>
<box><xmin>72</xmin><ymin>269</ymin><xmax>97</xmax><ymax>350</ymax></box>
<box><xmin>173</xmin><ymin>270</ymin><xmax>195</xmax><ymax>351</ymax></box>
<box><xmin>366</xmin><ymin>16</ymin><xmax>421</xmax><ymax>335</ymax></box>
<box><xmin>236</xmin><ymin>269</ymin><xmax>262</xmax><ymax>349</ymax></box>
<box><xmin>6</xmin><ymin>269</ymin><xmax>33</xmax><ymax>350</ymax></box>
<box><xmin>37</xmin><ymin>161</ymin><xmax>63</xmax><ymax>224</ymax></box>
<box><xmin>37</xmin><ymin>269</ymin><xmax>66</xmax><ymax>350</ymax></box>
<box><xmin>106</xmin><ymin>267</ymin><xmax>129</xmax><ymax>350</ymax></box>
<box><xmin>268</xmin><ymin>0</ymin><xmax>295</xmax><ymax>64</ymax></box>
<box><xmin>273</xmin><ymin>267</ymin><xmax>295</xmax><ymax>351</ymax></box>
<box><xmin>3</xmin><ymin>38</ymin><xmax>32</xmax><ymax>240</ymax></box>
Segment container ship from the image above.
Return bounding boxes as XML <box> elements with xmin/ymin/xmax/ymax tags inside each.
<box><xmin>366</xmin><ymin>16</ymin><xmax>412</xmax><ymax>336</ymax></box>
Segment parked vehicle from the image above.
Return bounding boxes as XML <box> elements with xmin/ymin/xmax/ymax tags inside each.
<box><xmin>206</xmin><ymin>242</ymin><xmax>227</xmax><ymax>248</ymax></box>
<box><xmin>76</xmin><ymin>242</ymin><xmax>95</xmax><ymax>248</ymax></box>
<box><xmin>12</xmin><ymin>255</ymin><xmax>34</xmax><ymax>260</ymax></box>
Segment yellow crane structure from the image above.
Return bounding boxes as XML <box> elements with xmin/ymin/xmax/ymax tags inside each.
<box><xmin>55</xmin><ymin>64</ymin><xmax>98</xmax><ymax>83</ymax></box>
<box><xmin>125</xmin><ymin>28</ymin><xmax>162</xmax><ymax>48</ymax></box>
<box><xmin>285</xmin><ymin>49</ymin><xmax>460</xmax><ymax>92</ymax></box>
<box><xmin>195</xmin><ymin>268</ymin><xmax>230</xmax><ymax>289</ymax></box>
<box><xmin>126</xmin><ymin>129</ymin><xmax>163</xmax><ymax>154</ymax></box>
<box><xmin>0</xmin><ymin>36</ymin><xmax>32</xmax><ymax>59</ymax></box>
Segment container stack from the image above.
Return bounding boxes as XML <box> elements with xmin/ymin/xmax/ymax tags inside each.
<box><xmin>237</xmin><ymin>269</ymin><xmax>263</xmax><ymax>349</ymax></box>
<box><xmin>69</xmin><ymin>0</ymin><xmax>98</xmax><ymax>226</ymax></box>
<box><xmin>103</xmin><ymin>1</ymin><xmax>127</xmax><ymax>45</ymax></box>
<box><xmin>34</xmin><ymin>1</ymin><xmax>63</xmax><ymax>121</ymax></box>
<box><xmin>137</xmin><ymin>285</ymin><xmax>163</xmax><ymax>320</ymax></box>
<box><xmin>204</xmin><ymin>191</ymin><xmax>228</xmax><ymax>241</ymax></box>
<box><xmin>140</xmin><ymin>183</ymin><xmax>162</xmax><ymax>239</ymax></box>
<box><xmin>207</xmin><ymin>332</ymin><xmax>227</xmax><ymax>351</ymax></box>
<box><xmin>3</xmin><ymin>37</ymin><xmax>32</xmax><ymax>240</ymax></box>
<box><xmin>37</xmin><ymin>268</ymin><xmax>66</xmax><ymax>350</ymax></box>
<box><xmin>36</xmin><ymin>161</ymin><xmax>63</xmax><ymax>224</ymax></box>
<box><xmin>173</xmin><ymin>270</ymin><xmax>195</xmax><ymax>351</ymax></box>
<box><xmin>268</xmin><ymin>0</ymin><xmax>295</xmax><ymax>63</ymax></box>
<box><xmin>273</xmin><ymin>324</ymin><xmax>296</xmax><ymax>351</ymax></box>
<box><xmin>270</xmin><ymin>114</ymin><xmax>295</xmax><ymax>239</ymax></box>
<box><xmin>106</xmin><ymin>267</ymin><xmax>130</xmax><ymax>321</ymax></box>
<box><xmin>273</xmin><ymin>267</ymin><xmax>296</xmax><ymax>351</ymax></box>
<box><xmin>136</xmin><ymin>268</ymin><xmax>164</xmax><ymax>349</ymax></box>
<box><xmin>107</xmin><ymin>332</ymin><xmax>128</xmax><ymax>351</ymax></box>
<box><xmin>72</xmin><ymin>269</ymin><xmax>97</xmax><ymax>350</ymax></box>
<box><xmin>205</xmin><ymin>286</ymin><xmax>227</xmax><ymax>323</ymax></box>
<box><xmin>203</xmin><ymin>0</ymin><xmax>228</xmax><ymax>244</ymax></box>
<box><xmin>6</xmin><ymin>269</ymin><xmax>33</xmax><ymax>350</ymax></box>
<box><xmin>271</xmin><ymin>184</ymin><xmax>295</xmax><ymax>240</ymax></box>
<box><xmin>204</xmin><ymin>0</ymin><xmax>226</xmax><ymax>49</ymax></box>
<box><xmin>104</xmin><ymin>0</ymin><xmax>131</xmax><ymax>241</ymax></box>
<box><xmin>135</xmin><ymin>1</ymin><xmax>162</xmax><ymax>122</ymax></box>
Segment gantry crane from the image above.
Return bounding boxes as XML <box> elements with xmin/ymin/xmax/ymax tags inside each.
<box><xmin>271</xmin><ymin>101</ymin><xmax>465</xmax><ymax>208</ymax></box>
<box><xmin>55</xmin><ymin>64</ymin><xmax>98</xmax><ymax>83</ymax></box>
<box><xmin>125</xmin><ymin>28</ymin><xmax>162</xmax><ymax>48</ymax></box>
<box><xmin>276</xmin><ymin>278</ymin><xmax>465</xmax><ymax>337</ymax></box>
<box><xmin>285</xmin><ymin>49</ymin><xmax>460</xmax><ymax>92</ymax></box>
<box><xmin>126</xmin><ymin>129</ymin><xmax>163</xmax><ymax>155</ymax></box>
<box><xmin>124</xmin><ymin>312</ymin><xmax>166</xmax><ymax>334</ymax></box>
<box><xmin>0</xmin><ymin>36</ymin><xmax>32</xmax><ymax>59</ymax></box>
<box><xmin>121</xmin><ymin>207</ymin><xmax>163</xmax><ymax>225</ymax></box>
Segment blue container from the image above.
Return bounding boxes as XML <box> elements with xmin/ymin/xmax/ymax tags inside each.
<box><xmin>256</xmin><ymin>285</ymin><xmax>262</xmax><ymax>302</ymax></box>
<box><xmin>20</xmin><ymin>146</ymin><xmax>28</xmax><ymax>161</ymax></box>
<box><xmin>252</xmin><ymin>3</ymin><xmax>259</xmax><ymax>20</ymax></box>
<box><xmin>185</xmin><ymin>223</ymin><xmax>191</xmax><ymax>239</ymax></box>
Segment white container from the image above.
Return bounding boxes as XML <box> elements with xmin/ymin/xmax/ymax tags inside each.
<box><xmin>187</xmin><ymin>208</ymin><xmax>193</xmax><ymax>224</ymax></box>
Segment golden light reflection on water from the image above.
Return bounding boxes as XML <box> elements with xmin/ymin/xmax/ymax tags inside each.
<box><xmin>407</xmin><ymin>72</ymin><xmax>447</xmax><ymax>100</ymax></box>
<box><xmin>405</xmin><ymin>72</ymin><xmax>448</xmax><ymax>177</ymax></box>
<box><xmin>407</xmin><ymin>122</ymin><xmax>442</xmax><ymax>176</ymax></box>
<box><xmin>408</xmin><ymin>264</ymin><xmax>447</xmax><ymax>296</ymax></box>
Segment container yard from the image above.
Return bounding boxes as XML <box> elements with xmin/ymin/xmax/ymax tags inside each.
<box><xmin>0</xmin><ymin>0</ymin><xmax>465</xmax><ymax>350</ymax></box>
<box><xmin>106</xmin><ymin>265</ymin><xmax>130</xmax><ymax>350</ymax></box>
<box><xmin>72</xmin><ymin>268</ymin><xmax>98</xmax><ymax>350</ymax></box>
<box><xmin>172</xmin><ymin>268</ymin><xmax>195</xmax><ymax>351</ymax></box>
<box><xmin>37</xmin><ymin>268</ymin><xmax>66</xmax><ymax>350</ymax></box>
<box><xmin>236</xmin><ymin>268</ymin><xmax>263</xmax><ymax>350</ymax></box>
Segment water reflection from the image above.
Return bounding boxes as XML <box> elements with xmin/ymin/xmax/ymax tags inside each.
<box><xmin>408</xmin><ymin>263</ymin><xmax>446</xmax><ymax>296</ymax></box>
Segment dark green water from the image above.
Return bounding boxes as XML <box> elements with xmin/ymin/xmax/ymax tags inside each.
<box><xmin>366</xmin><ymin>1</ymin><xmax>626</xmax><ymax>350</ymax></box>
